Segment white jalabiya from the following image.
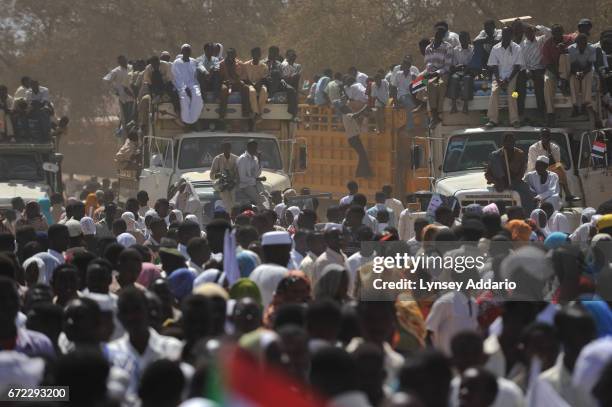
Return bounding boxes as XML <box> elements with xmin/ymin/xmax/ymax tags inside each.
<box><xmin>525</xmin><ymin>170</ymin><xmax>561</xmax><ymax>211</ymax></box>
<box><xmin>172</xmin><ymin>57</ymin><xmax>204</xmax><ymax>124</ymax></box>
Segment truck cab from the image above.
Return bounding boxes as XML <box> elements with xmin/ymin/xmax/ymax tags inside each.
<box><xmin>0</xmin><ymin>142</ymin><xmax>63</xmax><ymax>209</ymax></box>
<box><xmin>435</xmin><ymin>127</ymin><xmax>612</xmax><ymax>210</ymax></box>
<box><xmin>429</xmin><ymin>76</ymin><xmax>611</xmax><ymax>217</ymax></box>
<box><xmin>118</xmin><ymin>95</ymin><xmax>296</xmax><ymax>216</ymax></box>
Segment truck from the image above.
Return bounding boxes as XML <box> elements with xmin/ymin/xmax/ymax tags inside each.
<box><xmin>118</xmin><ymin>95</ymin><xmax>300</xmax><ymax>219</ymax></box>
<box><xmin>430</xmin><ymin>80</ymin><xmax>611</xmax><ymax>224</ymax></box>
<box><xmin>0</xmin><ymin>141</ymin><xmax>63</xmax><ymax>209</ymax></box>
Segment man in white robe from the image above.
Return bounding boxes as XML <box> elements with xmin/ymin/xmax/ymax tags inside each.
<box><xmin>524</xmin><ymin>155</ymin><xmax>561</xmax><ymax>211</ymax></box>
<box><xmin>172</xmin><ymin>44</ymin><xmax>204</xmax><ymax>124</ymax></box>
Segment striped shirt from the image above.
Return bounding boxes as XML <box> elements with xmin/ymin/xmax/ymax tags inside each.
<box><xmin>424</xmin><ymin>41</ymin><xmax>454</xmax><ymax>75</ymax></box>
<box><xmin>520</xmin><ymin>26</ymin><xmax>551</xmax><ymax>70</ymax></box>
<box><xmin>452</xmin><ymin>45</ymin><xmax>474</xmax><ymax>67</ymax></box>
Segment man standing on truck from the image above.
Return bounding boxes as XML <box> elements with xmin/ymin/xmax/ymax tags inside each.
<box><xmin>103</xmin><ymin>55</ymin><xmax>135</xmax><ymax>131</ymax></box>
<box><xmin>172</xmin><ymin>44</ymin><xmax>205</xmax><ymax>125</ymax></box>
<box><xmin>485</xmin><ymin>133</ymin><xmax>535</xmax><ymax>213</ymax></box>
<box><xmin>568</xmin><ymin>33</ymin><xmax>596</xmax><ymax>116</ymax></box>
<box><xmin>237</xmin><ymin>139</ymin><xmax>266</xmax><ymax>209</ymax></box>
<box><xmin>542</xmin><ymin>24</ymin><xmax>574</xmax><ymax>125</ymax></box>
<box><xmin>485</xmin><ymin>26</ymin><xmax>524</xmax><ymax>129</ymax></box>
<box><xmin>424</xmin><ymin>27</ymin><xmax>453</xmax><ymax>126</ymax></box>
<box><xmin>211</xmin><ymin>140</ymin><xmax>238</xmax><ymax>212</ymax></box>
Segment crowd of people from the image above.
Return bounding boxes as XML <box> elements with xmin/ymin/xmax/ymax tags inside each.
<box><xmin>103</xmin><ymin>43</ymin><xmax>302</xmax><ymax>134</ymax></box>
<box><xmin>0</xmin><ymin>77</ymin><xmax>69</xmax><ymax>142</ymax></box>
<box><xmin>1</xmin><ymin>169</ymin><xmax>612</xmax><ymax>406</ymax></box>
<box><xmin>306</xmin><ymin>18</ymin><xmax>612</xmax><ymax>130</ymax></box>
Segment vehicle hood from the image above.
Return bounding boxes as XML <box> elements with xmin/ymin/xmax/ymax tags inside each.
<box><xmin>181</xmin><ymin>169</ymin><xmax>291</xmax><ymax>192</ymax></box>
<box><xmin>0</xmin><ymin>182</ymin><xmax>49</xmax><ymax>208</ymax></box>
<box><xmin>435</xmin><ymin>171</ymin><xmax>492</xmax><ymax>196</ymax></box>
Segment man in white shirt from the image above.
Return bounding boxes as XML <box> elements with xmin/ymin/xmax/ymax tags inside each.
<box><xmin>524</xmin><ymin>155</ymin><xmax>561</xmax><ymax>211</ymax></box>
<box><xmin>13</xmin><ymin>76</ymin><xmax>31</xmax><ymax>100</ymax></box>
<box><xmin>172</xmin><ymin>44</ymin><xmax>205</xmax><ymax>124</ymax></box>
<box><xmin>541</xmin><ymin>201</ymin><xmax>571</xmax><ymax>234</ymax></box>
<box><xmin>382</xmin><ymin>185</ymin><xmax>404</xmax><ymax>221</ymax></box>
<box><xmin>370</xmin><ymin>73</ymin><xmax>389</xmax><ymax>132</ymax></box>
<box><xmin>236</xmin><ymin>139</ymin><xmax>266</xmax><ymax>209</ymax></box>
<box><xmin>448</xmin><ymin>31</ymin><xmax>475</xmax><ymax>114</ymax></box>
<box><xmin>103</xmin><ymin>55</ymin><xmax>135</xmax><ymax>128</ymax></box>
<box><xmin>210</xmin><ymin>141</ymin><xmax>239</xmax><ymax>211</ymax></box>
<box><xmin>344</xmin><ymin>76</ymin><xmax>368</xmax><ymax>105</ymax></box>
<box><xmin>339</xmin><ymin>181</ymin><xmax>359</xmax><ymax>206</ymax></box>
<box><xmin>517</xmin><ymin>24</ymin><xmax>551</xmax><ymax>118</ymax></box>
<box><xmin>108</xmin><ymin>288</ymin><xmax>183</xmax><ymax>401</ymax></box>
<box><xmin>486</xmin><ymin>26</ymin><xmax>525</xmax><ymax>128</ymax></box>
<box><xmin>25</xmin><ymin>81</ymin><xmax>50</xmax><ymax>105</ymax></box>
<box><xmin>344</xmin><ymin>226</ymin><xmax>374</xmax><ymax>295</ymax></box>
<box><xmin>568</xmin><ymin>33</ymin><xmax>596</xmax><ymax>115</ymax></box>
<box><xmin>436</xmin><ymin>20</ymin><xmax>461</xmax><ymax>48</ymax></box>
<box><xmin>249</xmin><ymin>231</ymin><xmax>292</xmax><ymax>307</ymax></box>
<box><xmin>280</xmin><ymin>49</ymin><xmax>302</xmax><ymax>90</ymax></box>
<box><xmin>299</xmin><ymin>231</ymin><xmax>327</xmax><ymax>282</ymax></box>
<box><xmin>311</xmin><ymin>228</ymin><xmax>347</xmax><ymax>289</ymax></box>
<box><xmin>349</xmin><ymin>66</ymin><xmax>368</xmax><ymax>87</ymax></box>
<box><xmin>390</xmin><ymin>55</ymin><xmax>420</xmax><ymax>129</ymax></box>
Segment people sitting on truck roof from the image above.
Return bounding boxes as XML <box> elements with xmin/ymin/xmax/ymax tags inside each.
<box><xmin>424</xmin><ymin>26</ymin><xmax>453</xmax><ymax>126</ymax></box>
<box><xmin>196</xmin><ymin>42</ymin><xmax>221</xmax><ymax>98</ymax></box>
<box><xmin>524</xmin><ymin>155</ymin><xmax>562</xmax><ymax>211</ymax></box>
<box><xmin>281</xmin><ymin>49</ymin><xmax>302</xmax><ymax>91</ymax></box>
<box><xmin>485</xmin><ymin>26</ymin><xmax>524</xmax><ymax>129</ymax></box>
<box><xmin>448</xmin><ymin>31</ymin><xmax>475</xmax><ymax>114</ymax></box>
<box><xmin>103</xmin><ymin>55</ymin><xmax>136</xmax><ymax>131</ymax></box>
<box><xmin>219</xmin><ymin>48</ymin><xmax>250</xmax><ymax>119</ymax></box>
<box><xmin>13</xmin><ymin>76</ymin><xmax>31</xmax><ymax>100</ymax></box>
<box><xmin>543</xmin><ymin>24</ymin><xmax>574</xmax><ymax>123</ymax></box>
<box><xmin>324</xmin><ymin>72</ymin><xmax>344</xmax><ymax>116</ymax></box>
<box><xmin>370</xmin><ymin>72</ymin><xmax>389</xmax><ymax>133</ymax></box>
<box><xmin>517</xmin><ymin>24</ymin><xmax>551</xmax><ymax>121</ymax></box>
<box><xmin>485</xmin><ymin>133</ymin><xmax>535</xmax><ymax>214</ymax></box>
<box><xmin>138</xmin><ymin>55</ymin><xmax>178</xmax><ymax>133</ymax></box>
<box><xmin>242</xmin><ymin>47</ymin><xmax>270</xmax><ymax>123</ymax></box>
<box><xmin>568</xmin><ymin>33</ymin><xmax>597</xmax><ymax>117</ymax></box>
<box><xmin>171</xmin><ymin>44</ymin><xmax>205</xmax><ymax>125</ymax></box>
<box><xmin>348</xmin><ymin>67</ymin><xmax>368</xmax><ymax>88</ymax></box>
<box><xmin>265</xmin><ymin>55</ymin><xmax>299</xmax><ymax>120</ymax></box>
<box><xmin>390</xmin><ymin>55</ymin><xmax>420</xmax><ymax>129</ymax></box>
<box><xmin>314</xmin><ymin>69</ymin><xmax>332</xmax><ymax>106</ymax></box>
<box><xmin>472</xmin><ymin>20</ymin><xmax>502</xmax><ymax>74</ymax></box>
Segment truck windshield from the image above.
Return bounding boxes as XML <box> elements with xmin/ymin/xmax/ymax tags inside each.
<box><xmin>0</xmin><ymin>154</ymin><xmax>44</xmax><ymax>181</ymax></box>
<box><xmin>443</xmin><ymin>131</ymin><xmax>570</xmax><ymax>173</ymax></box>
<box><xmin>177</xmin><ymin>137</ymin><xmax>283</xmax><ymax>170</ymax></box>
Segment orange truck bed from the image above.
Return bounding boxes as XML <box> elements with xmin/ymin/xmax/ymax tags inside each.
<box><xmin>293</xmin><ymin>105</ymin><xmax>431</xmax><ymax>202</ymax></box>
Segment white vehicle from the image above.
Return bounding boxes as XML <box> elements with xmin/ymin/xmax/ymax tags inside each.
<box><xmin>423</xmin><ymin>78</ymin><xmax>611</xmax><ymax>225</ymax></box>
<box><xmin>136</xmin><ymin>132</ymin><xmax>292</xmax><ymax>220</ymax></box>
<box><xmin>0</xmin><ymin>142</ymin><xmax>63</xmax><ymax>209</ymax></box>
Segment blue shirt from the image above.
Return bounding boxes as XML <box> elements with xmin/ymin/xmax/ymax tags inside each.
<box><xmin>314</xmin><ymin>76</ymin><xmax>331</xmax><ymax>105</ymax></box>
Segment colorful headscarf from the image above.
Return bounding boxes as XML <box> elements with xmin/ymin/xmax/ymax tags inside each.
<box><xmin>506</xmin><ymin>220</ymin><xmax>532</xmax><ymax>242</ymax></box>
<box><xmin>482</xmin><ymin>203</ymin><xmax>500</xmax><ymax>215</ymax></box>
<box><xmin>137</xmin><ymin>262</ymin><xmax>161</xmax><ymax>288</ymax></box>
<box><xmin>167</xmin><ymin>267</ymin><xmax>196</xmax><ymax>301</ymax></box>
<box><xmin>544</xmin><ymin>232</ymin><xmax>569</xmax><ymax>250</ymax></box>
<box><xmin>84</xmin><ymin>193</ymin><xmax>99</xmax><ymax>218</ymax></box>
<box><xmin>229</xmin><ymin>278</ymin><xmax>263</xmax><ymax>305</ymax></box>
<box><xmin>117</xmin><ymin>232</ymin><xmax>137</xmax><ymax>248</ymax></box>
<box><xmin>121</xmin><ymin>212</ymin><xmax>138</xmax><ymax>232</ymax></box>
<box><xmin>395</xmin><ymin>294</ymin><xmax>426</xmax><ymax>349</ymax></box>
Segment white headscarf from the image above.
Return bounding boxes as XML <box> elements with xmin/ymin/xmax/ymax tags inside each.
<box><xmin>117</xmin><ymin>233</ymin><xmax>137</xmax><ymax>248</ymax></box>
<box><xmin>286</xmin><ymin>206</ymin><xmax>300</xmax><ymax>226</ymax></box>
<box><xmin>121</xmin><ymin>212</ymin><xmax>138</xmax><ymax>232</ymax></box>
<box><xmin>23</xmin><ymin>257</ymin><xmax>46</xmax><ymax>284</ymax></box>
<box><xmin>170</xmin><ymin>209</ymin><xmax>184</xmax><ymax>224</ymax></box>
<box><xmin>80</xmin><ymin>216</ymin><xmax>96</xmax><ymax>236</ymax></box>
<box><xmin>581</xmin><ymin>207</ymin><xmax>596</xmax><ymax>224</ymax></box>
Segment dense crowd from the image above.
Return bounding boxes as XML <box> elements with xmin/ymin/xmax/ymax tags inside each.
<box><xmin>1</xmin><ymin>172</ymin><xmax>612</xmax><ymax>406</ymax></box>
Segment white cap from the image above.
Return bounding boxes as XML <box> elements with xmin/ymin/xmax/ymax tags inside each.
<box><xmin>261</xmin><ymin>231</ymin><xmax>292</xmax><ymax>246</ymax></box>
<box><xmin>65</xmin><ymin>219</ymin><xmax>82</xmax><ymax>238</ymax></box>
<box><xmin>536</xmin><ymin>155</ymin><xmax>549</xmax><ymax>165</ymax></box>
<box><xmin>181</xmin><ymin>43</ymin><xmax>191</xmax><ymax>49</ymax></box>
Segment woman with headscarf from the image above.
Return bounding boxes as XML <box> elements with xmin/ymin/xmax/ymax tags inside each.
<box><xmin>395</xmin><ymin>293</ymin><xmax>426</xmax><ymax>354</ymax></box>
<box><xmin>121</xmin><ymin>212</ymin><xmax>145</xmax><ymax>244</ymax></box>
<box><xmin>505</xmin><ymin>219</ymin><xmax>532</xmax><ymax>246</ymax></box>
<box><xmin>84</xmin><ymin>193</ymin><xmax>99</xmax><ymax>218</ymax></box>
<box><xmin>16</xmin><ymin>201</ymin><xmax>48</xmax><ymax>232</ymax></box>
<box><xmin>544</xmin><ymin>232</ymin><xmax>570</xmax><ymax>250</ymax></box>
<box><xmin>23</xmin><ymin>256</ymin><xmax>46</xmax><ymax>286</ymax></box>
<box><xmin>229</xmin><ymin>278</ymin><xmax>263</xmax><ymax>305</ymax></box>
<box><xmin>117</xmin><ymin>232</ymin><xmax>137</xmax><ymax>248</ymax></box>
<box><xmin>169</xmin><ymin>209</ymin><xmax>184</xmax><ymax>225</ymax></box>
<box><xmin>170</xmin><ymin>180</ymin><xmax>202</xmax><ymax>223</ymax></box>
<box><xmin>529</xmin><ymin>208</ymin><xmax>549</xmax><ymax>241</ymax></box>
<box><xmin>570</xmin><ymin>207</ymin><xmax>597</xmax><ymax>245</ymax></box>
<box><xmin>284</xmin><ymin>206</ymin><xmax>300</xmax><ymax>235</ymax></box>
<box><xmin>264</xmin><ymin>270</ymin><xmax>311</xmax><ymax>327</ymax></box>
<box><xmin>313</xmin><ymin>264</ymin><xmax>349</xmax><ymax>302</ymax></box>
<box><xmin>38</xmin><ymin>198</ymin><xmax>53</xmax><ymax>226</ymax></box>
